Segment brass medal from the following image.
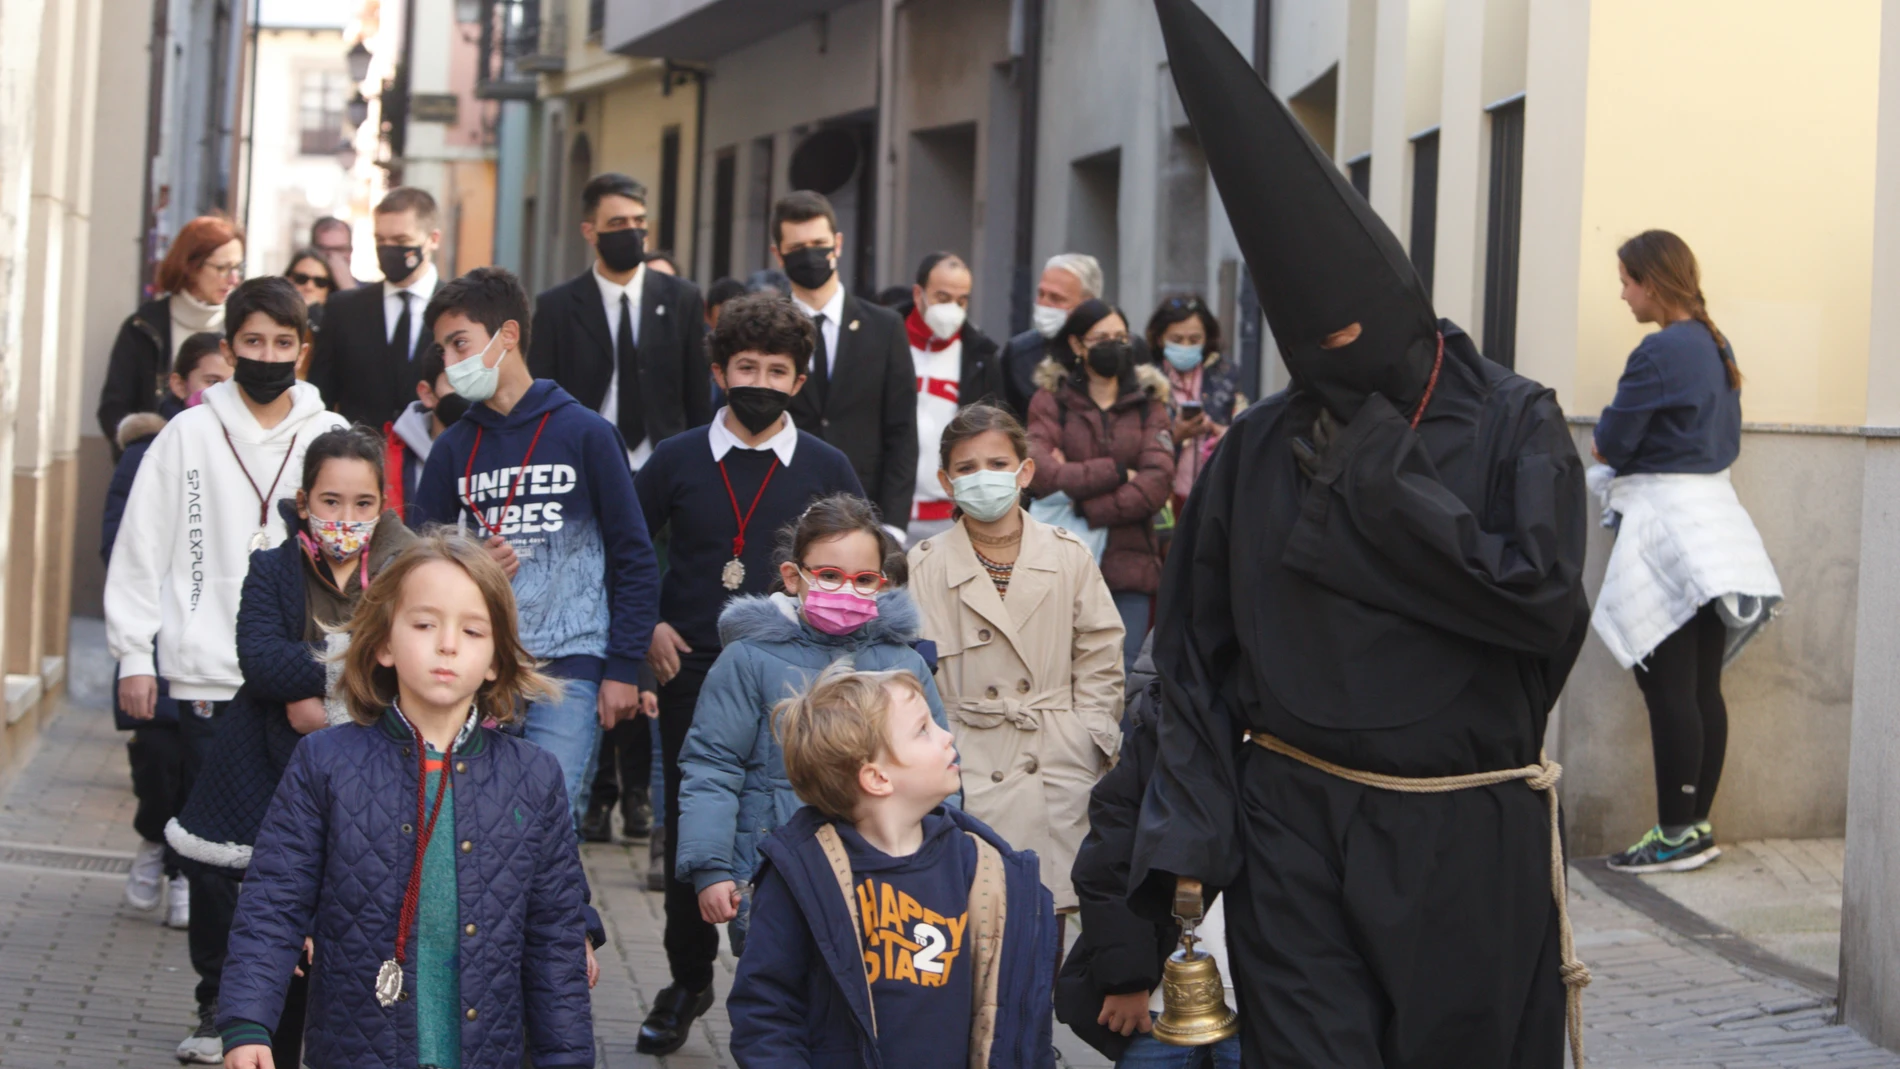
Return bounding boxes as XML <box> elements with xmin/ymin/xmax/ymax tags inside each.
<box><xmin>721</xmin><ymin>558</ymin><xmax>746</xmax><ymax>590</ymax></box>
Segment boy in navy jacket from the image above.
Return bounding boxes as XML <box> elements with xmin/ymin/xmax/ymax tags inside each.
<box><xmin>413</xmin><ymin>266</ymin><xmax>660</xmax><ymax>833</ymax></box>
<box><xmin>728</xmin><ymin>665</ymin><xmax>1057</xmax><ymax>1069</ymax></box>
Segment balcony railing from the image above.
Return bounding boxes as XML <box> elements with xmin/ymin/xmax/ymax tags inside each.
<box><xmin>475</xmin><ymin>0</ymin><xmax>552</xmax><ymax>99</ymax></box>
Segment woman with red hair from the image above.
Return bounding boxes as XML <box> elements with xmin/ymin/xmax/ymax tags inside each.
<box><xmin>96</xmin><ymin>215</ymin><xmax>246</xmax><ymax>454</ymax></box>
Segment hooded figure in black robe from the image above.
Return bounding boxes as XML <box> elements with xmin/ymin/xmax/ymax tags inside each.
<box><xmin>1126</xmin><ymin>3</ymin><xmax>1591</xmax><ymax>1067</ymax></box>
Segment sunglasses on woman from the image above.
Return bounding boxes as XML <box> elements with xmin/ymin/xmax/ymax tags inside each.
<box><xmin>287</xmin><ymin>270</ymin><xmax>335</xmax><ymax>290</ymax></box>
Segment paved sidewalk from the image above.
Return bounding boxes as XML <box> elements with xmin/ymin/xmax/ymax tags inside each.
<box><xmin>2</xmin><ymin>620</ymin><xmax>1896</xmax><ymax>1067</ymax></box>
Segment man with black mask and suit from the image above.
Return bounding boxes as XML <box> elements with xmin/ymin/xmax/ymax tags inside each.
<box><xmin>305</xmin><ymin>187</ymin><xmax>442</xmax><ymax>427</ymax></box>
<box><xmin>772</xmin><ymin>189</ymin><xmax>918</xmax><ymax>540</ymax></box>
<box><xmin>1127</xmin><ymin>3</ymin><xmax>1594</xmax><ymax>1068</ymax></box>
<box><xmin>529</xmin><ymin>172</ymin><xmax>712</xmax><ymax>473</ymax></box>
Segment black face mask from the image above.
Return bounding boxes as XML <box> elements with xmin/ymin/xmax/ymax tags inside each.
<box><xmin>377</xmin><ymin>244</ymin><xmax>425</xmax><ymax>284</ymax></box>
<box><xmin>1086</xmin><ymin>339</ymin><xmax>1131</xmax><ymax>380</ymax></box>
<box><xmin>233</xmin><ymin>357</ymin><xmax>296</xmax><ymax>405</ymax></box>
<box><xmin>431</xmin><ymin>392</ymin><xmax>473</xmax><ymax>427</ymax></box>
<box><xmin>780</xmin><ymin>245</ymin><xmax>836</xmax><ymax>291</ymax></box>
<box><xmin>726</xmin><ymin>385</ymin><xmax>793</xmax><ymax>435</ymax></box>
<box><xmin>596</xmin><ymin>227</ymin><xmax>647</xmax><ymax>273</ymax></box>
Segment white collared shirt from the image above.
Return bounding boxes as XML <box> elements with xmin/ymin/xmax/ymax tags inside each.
<box><xmin>794</xmin><ymin>283</ymin><xmax>846</xmax><ymax>377</ymax></box>
<box><xmin>707</xmin><ymin>406</ymin><xmax>799</xmax><ymax>467</ymax></box>
<box><xmin>594</xmin><ymin>262</ymin><xmax>653</xmax><ymax>469</ymax></box>
<box><xmin>384</xmin><ymin>262</ymin><xmax>439</xmax><ymax>360</ymax></box>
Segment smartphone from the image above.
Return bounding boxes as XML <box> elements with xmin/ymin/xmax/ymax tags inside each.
<box><xmin>1180</xmin><ymin>401</ymin><xmax>1204</xmax><ymax>419</ymax></box>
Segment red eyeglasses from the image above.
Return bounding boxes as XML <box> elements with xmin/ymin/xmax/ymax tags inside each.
<box><xmin>799</xmin><ymin>566</ymin><xmax>888</xmax><ymax>597</ymax></box>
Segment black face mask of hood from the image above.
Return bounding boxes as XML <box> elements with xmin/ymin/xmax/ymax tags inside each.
<box><xmin>726</xmin><ymin>385</ymin><xmax>793</xmax><ymax>435</ymax></box>
<box><xmin>780</xmin><ymin>245</ymin><xmax>836</xmax><ymax>291</ymax></box>
<box><xmin>1154</xmin><ymin>0</ymin><xmax>1441</xmax><ymax>423</ymax></box>
<box><xmin>377</xmin><ymin>244</ymin><xmax>425</xmax><ymax>285</ymax></box>
<box><xmin>596</xmin><ymin>227</ymin><xmax>647</xmax><ymax>273</ymax></box>
<box><xmin>431</xmin><ymin>392</ymin><xmax>473</xmax><ymax>427</ymax></box>
<box><xmin>1086</xmin><ymin>339</ymin><xmax>1131</xmax><ymax>381</ymax></box>
<box><xmin>233</xmin><ymin>357</ymin><xmax>296</xmax><ymax>405</ymax></box>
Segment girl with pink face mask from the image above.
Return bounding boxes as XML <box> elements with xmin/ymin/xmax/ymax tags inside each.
<box><xmin>672</xmin><ymin>493</ymin><xmax>951</xmax><ymax>957</ymax></box>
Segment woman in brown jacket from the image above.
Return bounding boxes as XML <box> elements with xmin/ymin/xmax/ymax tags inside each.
<box><xmin>1026</xmin><ymin>300</ymin><xmax>1175</xmax><ymax>667</ymax></box>
<box><xmin>909</xmin><ymin>404</ymin><xmax>1125</xmax><ymax>912</ymax></box>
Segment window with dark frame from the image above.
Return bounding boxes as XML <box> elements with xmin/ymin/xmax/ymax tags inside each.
<box><xmin>1483</xmin><ymin>97</ymin><xmax>1526</xmax><ymax>369</ymax></box>
<box><xmin>298</xmin><ymin>69</ymin><xmax>351</xmax><ymax>157</ymax></box>
<box><xmin>658</xmin><ymin>126</ymin><xmax>681</xmax><ymax>254</ymax></box>
<box><xmin>1409</xmin><ymin>129</ymin><xmax>1439</xmax><ymax>295</ymax></box>
<box><xmin>588</xmin><ymin>0</ymin><xmax>605</xmax><ymax>36</ymax></box>
<box><xmin>712</xmin><ymin>149</ymin><xmax>737</xmax><ymax>281</ymax></box>
<box><xmin>1347</xmin><ymin>154</ymin><xmax>1371</xmax><ymax>200</ymax></box>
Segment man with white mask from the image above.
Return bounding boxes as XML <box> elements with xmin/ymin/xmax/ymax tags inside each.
<box><xmin>999</xmin><ymin>252</ymin><xmax>1105</xmax><ymax>419</ymax></box>
<box><xmin>896</xmin><ymin>252</ymin><xmax>1006</xmax><ymax>542</ymax></box>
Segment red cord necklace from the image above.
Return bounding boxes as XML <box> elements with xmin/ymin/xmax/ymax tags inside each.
<box><xmin>1409</xmin><ymin>332</ymin><xmax>1446</xmax><ymax>430</ymax></box>
<box><xmin>374</xmin><ymin>713</ymin><xmax>460</xmax><ymax>1007</ymax></box>
<box><xmin>717</xmin><ymin>457</ymin><xmax>781</xmax><ymax>590</ymax></box>
<box><xmin>460</xmin><ymin>413</ymin><xmax>552</xmax><ymax>538</ymax></box>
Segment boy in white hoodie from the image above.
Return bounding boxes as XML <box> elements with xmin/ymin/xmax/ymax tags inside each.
<box><xmin>103</xmin><ymin>275</ymin><xmax>347</xmax><ymax>1065</ymax></box>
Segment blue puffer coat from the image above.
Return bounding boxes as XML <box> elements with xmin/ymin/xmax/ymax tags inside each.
<box><xmin>675</xmin><ymin>590</ymin><xmax>948</xmax><ymax>894</ymax></box>
<box><xmin>217</xmin><ymin>713</ymin><xmax>595</xmax><ymax>1069</ymax></box>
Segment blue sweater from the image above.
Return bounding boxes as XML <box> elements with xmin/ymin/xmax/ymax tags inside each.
<box><xmin>415</xmin><ymin>380</ymin><xmax>660</xmax><ymax>684</ymax></box>
<box><xmin>633</xmin><ymin>422</ymin><xmax>863</xmax><ymax>662</ymax></box>
<box><xmin>1594</xmin><ymin>320</ymin><xmax>1742</xmax><ymax>475</ymax></box>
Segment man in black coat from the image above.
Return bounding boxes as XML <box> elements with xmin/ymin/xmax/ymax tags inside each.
<box><xmin>771</xmin><ymin>190</ymin><xmax>918</xmax><ymax>534</ymax></box>
<box><xmin>528</xmin><ymin>172</ymin><xmax>712</xmax><ymax>469</ymax></box>
<box><xmin>305</xmin><ymin>186</ymin><xmax>443</xmax><ymax>427</ymax></box>
<box><xmin>998</xmin><ymin>251</ymin><xmax>1104</xmax><ymax>419</ymax></box>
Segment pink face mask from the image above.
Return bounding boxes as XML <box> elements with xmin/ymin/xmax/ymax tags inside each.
<box><xmin>803</xmin><ymin>589</ymin><xmax>881</xmax><ymax>636</ymax></box>
<box><xmin>186</xmin><ymin>389</ymin><xmax>206</xmax><ymax>408</ymax></box>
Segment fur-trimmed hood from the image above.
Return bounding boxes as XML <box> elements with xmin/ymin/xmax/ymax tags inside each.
<box><xmin>116</xmin><ymin>411</ymin><xmax>170</xmax><ymax>450</ymax></box>
<box><xmin>1033</xmin><ymin>356</ymin><xmax>1173</xmax><ymax>407</ymax></box>
<box><xmin>717</xmin><ymin>588</ymin><xmax>924</xmax><ymax>650</ymax></box>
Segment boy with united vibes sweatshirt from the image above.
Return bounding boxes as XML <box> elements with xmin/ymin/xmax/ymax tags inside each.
<box><xmin>413</xmin><ymin>266</ymin><xmax>661</xmax><ymax>832</ymax></box>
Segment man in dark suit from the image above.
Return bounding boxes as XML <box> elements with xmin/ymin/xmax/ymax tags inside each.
<box><xmin>772</xmin><ymin>190</ymin><xmax>918</xmax><ymax>535</ymax></box>
<box><xmin>529</xmin><ymin>173</ymin><xmax>712</xmax><ymax>471</ymax></box>
<box><xmin>305</xmin><ymin>186</ymin><xmax>442</xmax><ymax>427</ymax></box>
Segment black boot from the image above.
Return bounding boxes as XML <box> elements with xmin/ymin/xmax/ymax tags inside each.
<box><xmin>579</xmin><ymin>802</ymin><xmax>614</xmax><ymax>844</ymax></box>
<box><xmin>635</xmin><ymin>982</ymin><xmax>713</xmax><ymax>1055</ymax></box>
<box><xmin>622</xmin><ymin>788</ymin><xmax>652</xmax><ymax>839</ymax></box>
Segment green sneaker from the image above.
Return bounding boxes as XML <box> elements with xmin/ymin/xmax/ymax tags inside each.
<box><xmin>1606</xmin><ymin>824</ymin><xmax>1721</xmax><ymax>874</ymax></box>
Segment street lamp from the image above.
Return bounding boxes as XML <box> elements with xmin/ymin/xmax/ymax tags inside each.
<box><xmin>347</xmin><ymin>42</ymin><xmax>371</xmax><ymax>84</ymax></box>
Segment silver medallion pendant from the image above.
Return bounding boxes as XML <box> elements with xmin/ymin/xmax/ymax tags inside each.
<box><xmin>375</xmin><ymin>958</ymin><xmax>403</xmax><ymax>1007</ymax></box>
<box><xmin>248</xmin><ymin>528</ymin><xmax>272</xmax><ymax>553</ymax></box>
<box><xmin>721</xmin><ymin>557</ymin><xmax>746</xmax><ymax>590</ymax></box>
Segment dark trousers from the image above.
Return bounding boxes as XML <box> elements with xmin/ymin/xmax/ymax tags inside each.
<box><xmin>1634</xmin><ymin>602</ymin><xmax>1730</xmax><ymax>828</ymax></box>
<box><xmin>189</xmin><ymin>869</ymin><xmax>308</xmax><ymax>1061</ymax></box>
<box><xmin>588</xmin><ymin>715</ymin><xmax>653</xmax><ymax>818</ymax></box>
<box><xmin>659</xmin><ymin>659</ymin><xmax>718</xmax><ymax>993</ymax></box>
<box><xmin>127</xmin><ymin>724</ymin><xmax>193</xmax><ymax>849</ymax></box>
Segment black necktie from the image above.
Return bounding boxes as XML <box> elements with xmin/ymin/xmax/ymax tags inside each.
<box><xmin>389</xmin><ymin>291</ymin><xmax>413</xmax><ymax>362</ymax></box>
<box><xmin>616</xmin><ymin>293</ymin><xmax>644</xmax><ymax>445</ymax></box>
<box><xmin>808</xmin><ymin>311</ymin><xmax>830</xmax><ymax>409</ymax></box>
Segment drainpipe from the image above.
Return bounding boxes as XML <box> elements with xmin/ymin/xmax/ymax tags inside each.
<box><xmin>1009</xmin><ymin>0</ymin><xmax>1044</xmax><ymax>336</ymax></box>
<box><xmin>873</xmin><ymin>0</ymin><xmax>897</xmax><ymax>292</ymax></box>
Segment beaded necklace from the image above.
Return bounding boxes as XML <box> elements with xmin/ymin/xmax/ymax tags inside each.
<box><xmin>972</xmin><ymin>544</ymin><xmax>1014</xmax><ymax>597</ymax></box>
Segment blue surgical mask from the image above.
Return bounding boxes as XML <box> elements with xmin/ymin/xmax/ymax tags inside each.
<box><xmin>443</xmin><ymin>331</ymin><xmax>504</xmax><ymax>402</ymax></box>
<box><xmin>950</xmin><ymin>465</ymin><xmax>1026</xmax><ymax>524</ymax></box>
<box><xmin>1163</xmin><ymin>343</ymin><xmax>1204</xmax><ymax>372</ymax></box>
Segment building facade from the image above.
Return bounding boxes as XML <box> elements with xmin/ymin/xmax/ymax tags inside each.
<box><xmin>243</xmin><ymin>4</ymin><xmax>356</xmax><ymax>281</ymax></box>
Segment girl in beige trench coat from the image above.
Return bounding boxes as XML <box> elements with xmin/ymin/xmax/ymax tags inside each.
<box><xmin>908</xmin><ymin>403</ymin><xmax>1126</xmax><ymax>911</ymax></box>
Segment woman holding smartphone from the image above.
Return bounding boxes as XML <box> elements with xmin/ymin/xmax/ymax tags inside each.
<box><xmin>1144</xmin><ymin>295</ymin><xmax>1243</xmax><ymax>505</ymax></box>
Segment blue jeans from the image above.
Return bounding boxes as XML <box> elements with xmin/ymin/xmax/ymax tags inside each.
<box><xmin>1113</xmin><ymin>590</ymin><xmax>1152</xmax><ymax>670</ymax></box>
<box><xmin>1116</xmin><ymin>1019</ymin><xmax>1242</xmax><ymax>1069</ymax></box>
<box><xmin>521</xmin><ymin>677</ymin><xmax>602</xmax><ymax>835</ymax></box>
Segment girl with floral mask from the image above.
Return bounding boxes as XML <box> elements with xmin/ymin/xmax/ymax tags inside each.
<box><xmin>905</xmin><ymin>403</ymin><xmax>1125</xmax><ymax>921</ymax></box>
<box><xmin>165</xmin><ymin>426</ymin><xmax>416</xmax><ymax>1069</ymax></box>
<box><xmin>672</xmin><ymin>492</ymin><xmax>949</xmax><ymax>958</ymax></box>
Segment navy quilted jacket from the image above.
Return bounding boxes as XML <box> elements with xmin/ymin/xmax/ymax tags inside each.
<box><xmin>218</xmin><ymin>714</ymin><xmax>596</xmax><ymax>1068</ymax></box>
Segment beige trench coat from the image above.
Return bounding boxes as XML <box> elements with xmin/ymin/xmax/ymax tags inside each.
<box><xmin>908</xmin><ymin>512</ymin><xmax>1126</xmax><ymax>909</ymax></box>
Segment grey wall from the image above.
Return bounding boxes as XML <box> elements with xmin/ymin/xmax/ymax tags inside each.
<box><xmin>1557</xmin><ymin>426</ymin><xmax>1862</xmax><ymax>856</ymax></box>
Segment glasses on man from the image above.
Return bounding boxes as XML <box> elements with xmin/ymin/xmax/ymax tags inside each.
<box><xmin>287</xmin><ymin>270</ymin><xmax>335</xmax><ymax>290</ymax></box>
<box><xmin>799</xmin><ymin>566</ymin><xmax>888</xmax><ymax>597</ymax></box>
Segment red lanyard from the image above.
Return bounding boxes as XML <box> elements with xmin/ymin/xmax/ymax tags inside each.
<box><xmin>1409</xmin><ymin>332</ymin><xmax>1446</xmax><ymax>430</ymax></box>
<box><xmin>222</xmin><ymin>427</ymin><xmax>299</xmax><ymax>531</ymax></box>
<box><xmin>460</xmin><ymin>413</ymin><xmax>552</xmax><ymax>538</ymax></box>
<box><xmin>718</xmin><ymin>457</ymin><xmax>781</xmax><ymax>558</ymax></box>
<box><xmin>393</xmin><ymin>724</ymin><xmax>457</xmax><ymax>967</ymax></box>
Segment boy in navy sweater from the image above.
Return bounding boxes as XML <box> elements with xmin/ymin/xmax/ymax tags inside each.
<box><xmin>631</xmin><ymin>292</ymin><xmax>863</xmax><ymax>1055</ymax></box>
<box><xmin>728</xmin><ymin>665</ymin><xmax>1056</xmax><ymax>1069</ymax></box>
<box><xmin>414</xmin><ymin>267</ymin><xmax>660</xmax><ymax>833</ymax></box>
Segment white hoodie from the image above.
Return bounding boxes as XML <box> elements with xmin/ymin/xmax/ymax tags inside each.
<box><xmin>105</xmin><ymin>379</ymin><xmax>348</xmax><ymax>699</ymax></box>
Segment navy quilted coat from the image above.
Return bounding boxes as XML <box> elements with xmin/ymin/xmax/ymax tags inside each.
<box><xmin>674</xmin><ymin>590</ymin><xmax>948</xmax><ymax>895</ymax></box>
<box><xmin>218</xmin><ymin>714</ymin><xmax>596</xmax><ymax>1068</ymax></box>
<box><xmin>728</xmin><ymin>805</ymin><xmax>1057</xmax><ymax>1069</ymax></box>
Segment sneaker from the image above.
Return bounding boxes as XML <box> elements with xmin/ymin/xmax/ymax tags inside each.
<box><xmin>1606</xmin><ymin>824</ymin><xmax>1722</xmax><ymax>873</ymax></box>
<box><xmin>166</xmin><ymin>876</ymin><xmax>190</xmax><ymax>929</ymax></box>
<box><xmin>125</xmin><ymin>840</ymin><xmax>164</xmax><ymax>911</ymax></box>
<box><xmin>647</xmin><ymin>826</ymin><xmax>666</xmax><ymax>893</ymax></box>
<box><xmin>175</xmin><ymin>1003</ymin><xmax>222</xmax><ymax>1064</ymax></box>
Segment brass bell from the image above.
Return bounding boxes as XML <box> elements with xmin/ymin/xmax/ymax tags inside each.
<box><xmin>1153</xmin><ymin>877</ymin><xmax>1238</xmax><ymax>1046</ymax></box>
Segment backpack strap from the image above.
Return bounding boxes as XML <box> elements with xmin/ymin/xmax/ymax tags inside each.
<box><xmin>966</xmin><ymin>831</ymin><xmax>1007</xmax><ymax>1069</ymax></box>
<box><xmin>814</xmin><ymin>823</ymin><xmax>877</xmax><ymax>1038</ymax></box>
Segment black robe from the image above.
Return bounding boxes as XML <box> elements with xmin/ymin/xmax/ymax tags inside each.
<box><xmin>1129</xmin><ymin>325</ymin><xmax>1590</xmax><ymax>1069</ymax></box>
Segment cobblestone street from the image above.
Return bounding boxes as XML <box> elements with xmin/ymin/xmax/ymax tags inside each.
<box><xmin>0</xmin><ymin>624</ymin><xmax>1893</xmax><ymax>1068</ymax></box>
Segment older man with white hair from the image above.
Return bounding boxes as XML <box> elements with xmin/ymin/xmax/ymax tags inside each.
<box><xmin>1000</xmin><ymin>252</ymin><xmax>1104</xmax><ymax>418</ymax></box>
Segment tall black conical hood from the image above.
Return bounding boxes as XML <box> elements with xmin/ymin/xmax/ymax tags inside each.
<box><xmin>1155</xmin><ymin>0</ymin><xmax>1439</xmax><ymax>421</ymax></box>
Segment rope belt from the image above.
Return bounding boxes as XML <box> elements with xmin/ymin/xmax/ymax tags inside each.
<box><xmin>1250</xmin><ymin>732</ymin><xmax>1592</xmax><ymax>1067</ymax></box>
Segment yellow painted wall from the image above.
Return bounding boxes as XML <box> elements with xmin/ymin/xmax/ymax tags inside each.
<box><xmin>597</xmin><ymin>74</ymin><xmax>700</xmax><ymax>263</ymax></box>
<box><xmin>1572</xmin><ymin>0</ymin><xmax>1880</xmax><ymax>425</ymax></box>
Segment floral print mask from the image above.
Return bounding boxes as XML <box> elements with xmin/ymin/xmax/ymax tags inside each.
<box><xmin>307</xmin><ymin>515</ymin><xmax>378</xmax><ymax>563</ymax></box>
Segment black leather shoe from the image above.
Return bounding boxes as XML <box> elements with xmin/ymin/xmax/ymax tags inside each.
<box><xmin>636</xmin><ymin>983</ymin><xmax>713</xmax><ymax>1055</ymax></box>
<box><xmin>622</xmin><ymin>793</ymin><xmax>653</xmax><ymax>839</ymax></box>
<box><xmin>579</xmin><ymin>803</ymin><xmax>613</xmax><ymax>843</ymax></box>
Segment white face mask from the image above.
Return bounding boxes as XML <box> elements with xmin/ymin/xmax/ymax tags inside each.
<box><xmin>1031</xmin><ymin>303</ymin><xmax>1068</xmax><ymax>340</ymax></box>
<box><xmin>923</xmin><ymin>300</ymin><xmax>967</xmax><ymax>341</ymax></box>
<box><xmin>442</xmin><ymin>330</ymin><xmax>504</xmax><ymax>403</ymax></box>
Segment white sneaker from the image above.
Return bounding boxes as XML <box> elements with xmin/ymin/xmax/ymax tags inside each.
<box><xmin>176</xmin><ymin>1004</ymin><xmax>223</xmax><ymax>1064</ymax></box>
<box><xmin>166</xmin><ymin>876</ymin><xmax>190</xmax><ymax>929</ymax></box>
<box><xmin>124</xmin><ymin>840</ymin><xmax>164</xmax><ymax>911</ymax></box>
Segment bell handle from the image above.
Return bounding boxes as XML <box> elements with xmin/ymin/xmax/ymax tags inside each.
<box><xmin>1172</xmin><ymin>876</ymin><xmax>1204</xmax><ymax>926</ymax></box>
